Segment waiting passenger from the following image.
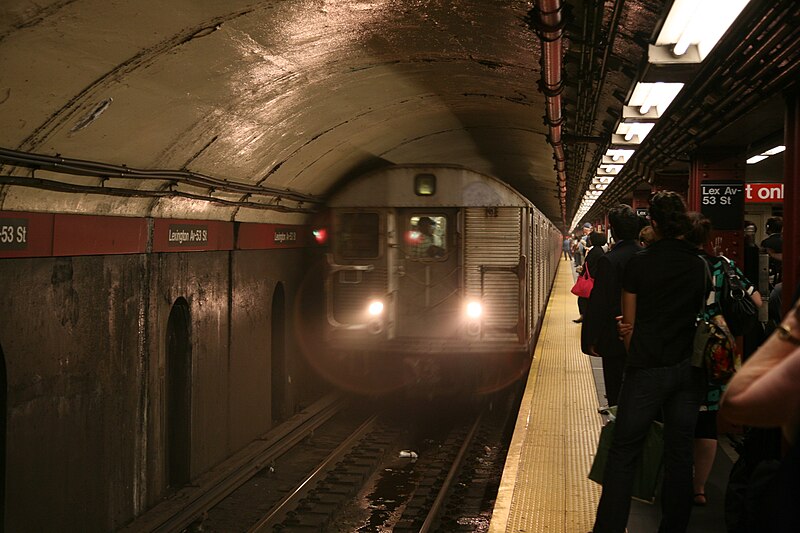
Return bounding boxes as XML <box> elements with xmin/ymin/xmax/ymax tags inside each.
<box><xmin>639</xmin><ymin>224</ymin><xmax>657</xmax><ymax>247</ymax></box>
<box><xmin>592</xmin><ymin>191</ymin><xmax>707</xmax><ymax>533</ymax></box>
<box><xmin>684</xmin><ymin>212</ymin><xmax>761</xmax><ymax>507</ymax></box>
<box><xmin>581</xmin><ymin>204</ymin><xmax>642</xmax><ymax>407</ymax></box>
<box><xmin>761</xmin><ymin>216</ymin><xmax>783</xmax><ymax>287</ymax></box>
<box><xmin>574</xmin><ymin>231</ymin><xmax>606</xmax><ymax>324</ymax></box>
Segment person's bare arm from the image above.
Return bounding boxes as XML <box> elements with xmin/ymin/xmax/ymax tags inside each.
<box><xmin>620</xmin><ymin>290</ymin><xmax>636</xmax><ymax>351</ymax></box>
<box><xmin>720</xmin><ymin>304</ymin><xmax>800</xmax><ymax>431</ymax></box>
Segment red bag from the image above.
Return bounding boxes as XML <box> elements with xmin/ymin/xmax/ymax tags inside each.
<box><xmin>571</xmin><ymin>262</ymin><xmax>594</xmax><ymax>298</ymax></box>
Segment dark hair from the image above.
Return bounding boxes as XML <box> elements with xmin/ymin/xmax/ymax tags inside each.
<box><xmin>649</xmin><ymin>191</ymin><xmax>691</xmax><ymax>238</ymax></box>
<box><xmin>684</xmin><ymin>212</ymin><xmax>713</xmax><ymax>247</ymax></box>
<box><xmin>608</xmin><ymin>204</ymin><xmax>640</xmax><ymax>241</ymax></box>
<box><xmin>766</xmin><ymin>216</ymin><xmax>783</xmax><ymax>234</ymax></box>
<box><xmin>589</xmin><ymin>231</ymin><xmax>607</xmax><ymax>247</ymax></box>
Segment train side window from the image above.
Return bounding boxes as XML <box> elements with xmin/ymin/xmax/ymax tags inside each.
<box><xmin>406</xmin><ymin>215</ymin><xmax>447</xmax><ymax>259</ymax></box>
<box><xmin>336</xmin><ymin>212</ymin><xmax>380</xmax><ymax>259</ymax></box>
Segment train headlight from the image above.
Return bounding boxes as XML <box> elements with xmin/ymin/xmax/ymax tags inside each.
<box><xmin>367</xmin><ymin>300</ymin><xmax>385</xmax><ymax>317</ymax></box>
<box><xmin>466</xmin><ymin>301</ymin><xmax>483</xmax><ymax>319</ymax></box>
<box><xmin>465</xmin><ymin>300</ymin><xmax>482</xmax><ymax>337</ymax></box>
<box><xmin>366</xmin><ymin>299</ymin><xmax>385</xmax><ymax>334</ymax></box>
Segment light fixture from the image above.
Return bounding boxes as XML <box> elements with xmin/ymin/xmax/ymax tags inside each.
<box><xmin>652</xmin><ymin>0</ymin><xmax>751</xmax><ymax>64</ymax></box>
<box><xmin>627</xmin><ymin>82</ymin><xmax>684</xmax><ymax>117</ymax></box>
<box><xmin>746</xmin><ymin>155</ymin><xmax>767</xmax><ymax>165</ymax></box>
<box><xmin>763</xmin><ymin>145</ymin><xmax>786</xmax><ymax>156</ymax></box>
<box><xmin>614</xmin><ymin>122</ymin><xmax>655</xmax><ymax>143</ymax></box>
<box><xmin>604</xmin><ymin>149</ymin><xmax>635</xmax><ymax>163</ymax></box>
<box><xmin>747</xmin><ymin>145</ymin><xmax>786</xmax><ymax>164</ymax></box>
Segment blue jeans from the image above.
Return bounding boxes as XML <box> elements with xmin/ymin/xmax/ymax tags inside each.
<box><xmin>593</xmin><ymin>358</ymin><xmax>705</xmax><ymax>533</ymax></box>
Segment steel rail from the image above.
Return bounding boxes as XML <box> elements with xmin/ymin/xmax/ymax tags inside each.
<box><xmin>247</xmin><ymin>415</ymin><xmax>379</xmax><ymax>532</ymax></box>
<box><xmin>419</xmin><ymin>410</ymin><xmax>485</xmax><ymax>533</ymax></box>
<box><xmin>119</xmin><ymin>394</ymin><xmax>346</xmax><ymax>533</ymax></box>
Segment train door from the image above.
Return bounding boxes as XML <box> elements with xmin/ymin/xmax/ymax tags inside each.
<box><xmin>396</xmin><ymin>209</ymin><xmax>460</xmax><ymax>338</ymax></box>
<box><xmin>463</xmin><ymin>207</ymin><xmax>524</xmax><ymax>342</ymax></box>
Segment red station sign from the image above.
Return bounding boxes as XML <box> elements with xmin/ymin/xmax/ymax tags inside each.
<box><xmin>745</xmin><ymin>183</ymin><xmax>784</xmax><ymax>203</ymax></box>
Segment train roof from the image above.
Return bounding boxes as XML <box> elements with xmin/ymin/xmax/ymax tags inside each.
<box><xmin>327</xmin><ymin>165</ymin><xmax>535</xmax><ymax>210</ymax></box>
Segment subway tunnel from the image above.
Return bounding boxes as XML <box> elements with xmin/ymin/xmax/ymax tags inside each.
<box><xmin>0</xmin><ymin>0</ymin><xmax>798</xmax><ymax>530</ymax></box>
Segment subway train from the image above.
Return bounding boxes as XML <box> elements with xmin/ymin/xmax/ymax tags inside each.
<box><xmin>297</xmin><ymin>165</ymin><xmax>562</xmax><ymax>396</ymax></box>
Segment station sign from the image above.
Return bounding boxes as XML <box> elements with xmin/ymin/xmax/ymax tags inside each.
<box><xmin>0</xmin><ymin>218</ymin><xmax>28</xmax><ymax>250</ymax></box>
<box><xmin>700</xmin><ymin>180</ymin><xmax>744</xmax><ymax>230</ymax></box>
<box><xmin>745</xmin><ymin>183</ymin><xmax>783</xmax><ymax>203</ymax></box>
<box><xmin>635</xmin><ymin>208</ymin><xmax>649</xmax><ymax>218</ymax></box>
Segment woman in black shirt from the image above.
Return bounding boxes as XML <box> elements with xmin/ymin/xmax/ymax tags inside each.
<box><xmin>593</xmin><ymin>192</ymin><xmax>708</xmax><ymax>533</ymax></box>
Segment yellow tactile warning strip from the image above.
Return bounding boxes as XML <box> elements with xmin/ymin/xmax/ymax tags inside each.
<box><xmin>490</xmin><ymin>259</ymin><xmax>604</xmax><ymax>533</ymax></box>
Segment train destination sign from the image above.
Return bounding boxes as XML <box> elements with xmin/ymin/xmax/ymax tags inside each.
<box><xmin>700</xmin><ymin>181</ymin><xmax>744</xmax><ymax>230</ymax></box>
<box><xmin>0</xmin><ymin>218</ymin><xmax>28</xmax><ymax>250</ymax></box>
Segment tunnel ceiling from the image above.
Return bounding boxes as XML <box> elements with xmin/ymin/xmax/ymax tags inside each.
<box><xmin>1</xmin><ymin>1</ymin><xmax>796</xmax><ymax>229</ymax></box>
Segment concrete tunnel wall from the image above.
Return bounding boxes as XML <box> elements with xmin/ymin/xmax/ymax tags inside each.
<box><xmin>0</xmin><ymin>248</ymin><xmax>323</xmax><ymax>531</ymax></box>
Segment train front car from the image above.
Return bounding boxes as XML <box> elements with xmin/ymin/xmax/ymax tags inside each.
<box><xmin>310</xmin><ymin>165</ymin><xmax>560</xmax><ymax>396</ymax></box>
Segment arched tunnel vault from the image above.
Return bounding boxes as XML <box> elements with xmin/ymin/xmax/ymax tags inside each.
<box><xmin>3</xmin><ymin>1</ymin><xmax>796</xmax><ymax>230</ymax></box>
<box><xmin>0</xmin><ymin>0</ymin><xmax>563</xmax><ymax>225</ymax></box>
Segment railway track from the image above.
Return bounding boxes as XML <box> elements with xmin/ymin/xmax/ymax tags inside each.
<box><xmin>119</xmin><ymin>386</ymin><xmax>521</xmax><ymax>532</ymax></box>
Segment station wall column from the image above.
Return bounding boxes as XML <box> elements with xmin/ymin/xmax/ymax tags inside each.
<box><xmin>687</xmin><ymin>152</ymin><xmax>746</xmax><ymax>263</ymax></box>
<box><xmin>784</xmin><ymin>90</ymin><xmax>799</xmax><ymax>315</ymax></box>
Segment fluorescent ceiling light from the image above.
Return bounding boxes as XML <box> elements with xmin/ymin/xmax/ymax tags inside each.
<box><xmin>628</xmin><ymin>82</ymin><xmax>684</xmax><ymax>116</ymax></box>
<box><xmin>762</xmin><ymin>145</ymin><xmax>785</xmax><ymax>156</ymax></box>
<box><xmin>605</xmin><ymin>149</ymin><xmax>636</xmax><ymax>163</ymax></box>
<box><xmin>599</xmin><ymin>164</ymin><xmax>623</xmax><ymax>174</ymax></box>
<box><xmin>655</xmin><ymin>0</ymin><xmax>751</xmax><ymax>62</ymax></box>
<box><xmin>747</xmin><ymin>145</ymin><xmax>786</xmax><ymax>164</ymax></box>
<box><xmin>615</xmin><ymin>122</ymin><xmax>655</xmax><ymax>142</ymax></box>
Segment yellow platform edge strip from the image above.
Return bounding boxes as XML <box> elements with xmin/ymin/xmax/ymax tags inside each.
<box><xmin>489</xmin><ymin>260</ymin><xmax>604</xmax><ymax>533</ymax></box>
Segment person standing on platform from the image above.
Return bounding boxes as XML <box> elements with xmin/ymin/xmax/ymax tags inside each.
<box><xmin>742</xmin><ymin>221</ymin><xmax>764</xmax><ymax>358</ymax></box>
<box><xmin>574</xmin><ymin>231</ymin><xmax>607</xmax><ymax>324</ymax></box>
<box><xmin>581</xmin><ymin>204</ymin><xmax>642</xmax><ymax>408</ymax></box>
<box><xmin>592</xmin><ymin>191</ymin><xmax>708</xmax><ymax>533</ymax></box>
<box><xmin>761</xmin><ymin>216</ymin><xmax>783</xmax><ymax>288</ymax></box>
<box><xmin>684</xmin><ymin>213</ymin><xmax>761</xmax><ymax>507</ymax></box>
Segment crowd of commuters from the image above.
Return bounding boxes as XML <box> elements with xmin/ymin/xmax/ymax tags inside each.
<box><xmin>572</xmin><ymin>191</ymin><xmax>797</xmax><ymax>533</ymax></box>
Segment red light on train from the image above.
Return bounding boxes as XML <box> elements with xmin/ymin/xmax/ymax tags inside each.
<box><xmin>404</xmin><ymin>230</ymin><xmax>422</xmax><ymax>245</ymax></box>
<box><xmin>312</xmin><ymin>228</ymin><xmax>328</xmax><ymax>244</ymax></box>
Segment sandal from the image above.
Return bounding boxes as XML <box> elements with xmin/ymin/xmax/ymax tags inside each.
<box><xmin>693</xmin><ymin>493</ymin><xmax>707</xmax><ymax>506</ymax></box>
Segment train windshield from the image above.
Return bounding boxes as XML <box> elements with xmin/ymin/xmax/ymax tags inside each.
<box><xmin>406</xmin><ymin>215</ymin><xmax>447</xmax><ymax>259</ymax></box>
<box><xmin>336</xmin><ymin>212</ymin><xmax>380</xmax><ymax>259</ymax></box>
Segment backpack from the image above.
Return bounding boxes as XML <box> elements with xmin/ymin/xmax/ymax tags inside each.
<box><xmin>719</xmin><ymin>257</ymin><xmax>758</xmax><ymax>336</ymax></box>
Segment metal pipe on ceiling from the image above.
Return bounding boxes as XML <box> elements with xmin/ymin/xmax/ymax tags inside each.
<box><xmin>533</xmin><ymin>0</ymin><xmax>567</xmax><ymax>228</ymax></box>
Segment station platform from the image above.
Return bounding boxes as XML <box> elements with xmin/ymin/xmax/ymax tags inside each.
<box><xmin>489</xmin><ymin>258</ymin><xmax>736</xmax><ymax>533</ymax></box>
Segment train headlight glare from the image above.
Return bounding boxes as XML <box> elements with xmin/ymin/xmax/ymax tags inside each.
<box><xmin>367</xmin><ymin>300</ymin><xmax>384</xmax><ymax>316</ymax></box>
<box><xmin>466</xmin><ymin>301</ymin><xmax>483</xmax><ymax>319</ymax></box>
